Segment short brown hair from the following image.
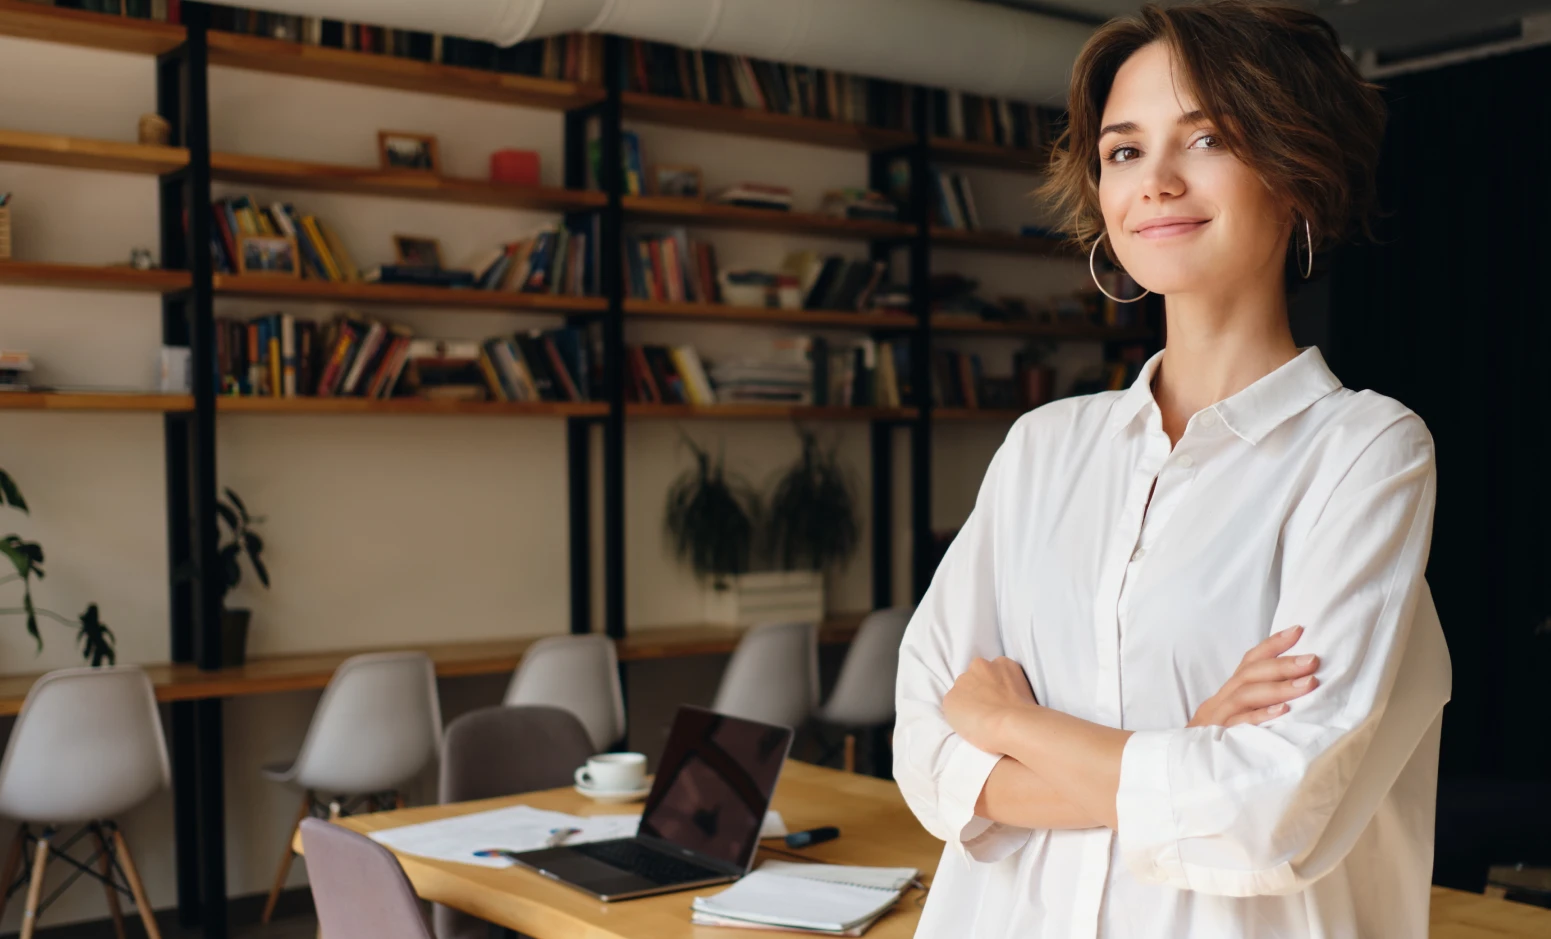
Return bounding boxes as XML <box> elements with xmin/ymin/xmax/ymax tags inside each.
<box><xmin>1039</xmin><ymin>1</ymin><xmax>1385</xmax><ymax>262</ymax></box>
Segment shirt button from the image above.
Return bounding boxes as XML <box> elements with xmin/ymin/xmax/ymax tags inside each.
<box><xmin>1131</xmin><ymin>547</ymin><xmax>1146</xmax><ymax>562</ymax></box>
<box><xmin>1197</xmin><ymin>410</ymin><xmax>1218</xmax><ymax>429</ymax></box>
<box><xmin>1177</xmin><ymin>454</ymin><xmax>1194</xmax><ymax>468</ymax></box>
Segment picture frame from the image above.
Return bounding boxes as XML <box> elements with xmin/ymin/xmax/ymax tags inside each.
<box><xmin>378</xmin><ymin>130</ymin><xmax>441</xmax><ymax>174</ymax></box>
<box><xmin>236</xmin><ymin>234</ymin><xmax>300</xmax><ymax>278</ymax></box>
<box><xmin>393</xmin><ymin>234</ymin><xmax>444</xmax><ymax>269</ymax></box>
<box><xmin>652</xmin><ymin>163</ymin><xmax>704</xmax><ymax>199</ymax></box>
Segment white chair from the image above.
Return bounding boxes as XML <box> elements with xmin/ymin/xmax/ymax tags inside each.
<box><xmin>261</xmin><ymin>651</ymin><xmax>442</xmax><ymax>924</ymax></box>
<box><xmin>0</xmin><ymin>666</ymin><xmax>168</xmax><ymax>939</ymax></box>
<box><xmin>711</xmin><ymin>620</ymin><xmax>819</xmax><ymax>730</ymax></box>
<box><xmin>815</xmin><ymin>607</ymin><xmax>913</xmax><ymax>773</ymax></box>
<box><xmin>503</xmin><ymin>634</ymin><xmax>625</xmax><ymax>752</ymax></box>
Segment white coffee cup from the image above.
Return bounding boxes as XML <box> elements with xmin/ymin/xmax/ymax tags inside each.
<box><xmin>575</xmin><ymin>753</ymin><xmax>647</xmax><ymax>793</ymax></box>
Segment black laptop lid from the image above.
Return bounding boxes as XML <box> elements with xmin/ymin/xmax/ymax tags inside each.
<box><xmin>636</xmin><ymin>706</ymin><xmax>793</xmax><ymax>872</ymax></box>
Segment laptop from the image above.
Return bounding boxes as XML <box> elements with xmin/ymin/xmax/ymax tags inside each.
<box><xmin>508</xmin><ymin>705</ymin><xmax>793</xmax><ymax>901</ymax></box>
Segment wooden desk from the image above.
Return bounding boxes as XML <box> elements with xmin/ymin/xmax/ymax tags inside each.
<box><xmin>313</xmin><ymin>761</ymin><xmax>1551</xmax><ymax>939</ymax></box>
<box><xmin>0</xmin><ymin>614</ymin><xmax>865</xmax><ymax>716</ymax></box>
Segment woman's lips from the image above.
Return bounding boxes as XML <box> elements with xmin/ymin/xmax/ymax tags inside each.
<box><xmin>1134</xmin><ymin>219</ymin><xmax>1209</xmax><ymax>239</ymax></box>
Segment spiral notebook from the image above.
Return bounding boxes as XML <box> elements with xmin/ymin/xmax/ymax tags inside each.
<box><xmin>691</xmin><ymin>860</ymin><xmax>918</xmax><ymax>934</ymax></box>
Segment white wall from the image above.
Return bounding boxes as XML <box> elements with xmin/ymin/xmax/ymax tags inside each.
<box><xmin>0</xmin><ymin>32</ymin><xmax>1097</xmax><ymax>928</ymax></box>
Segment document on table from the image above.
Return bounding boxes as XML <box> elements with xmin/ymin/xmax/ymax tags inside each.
<box><xmin>369</xmin><ymin>806</ymin><xmax>787</xmax><ymax>869</ymax></box>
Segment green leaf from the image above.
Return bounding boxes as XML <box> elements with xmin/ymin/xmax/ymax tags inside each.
<box><xmin>76</xmin><ymin>603</ymin><xmax>116</xmax><ymax>667</ymax></box>
<box><xmin>0</xmin><ymin>470</ymin><xmax>27</xmax><ymax>514</ymax></box>
<box><xmin>0</xmin><ymin>538</ymin><xmax>31</xmax><ymax>579</ymax></box>
<box><xmin>215</xmin><ymin>502</ymin><xmax>239</xmax><ymax>532</ymax></box>
<box><xmin>243</xmin><ymin>531</ymin><xmax>270</xmax><ymax>588</ymax></box>
<box><xmin>219</xmin><ymin>543</ymin><xmax>242</xmax><ymax>592</ymax></box>
<box><xmin>224</xmin><ymin>488</ymin><xmax>250</xmax><ymax>524</ymax></box>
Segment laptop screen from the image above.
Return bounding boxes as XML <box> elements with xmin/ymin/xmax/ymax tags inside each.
<box><xmin>637</xmin><ymin>706</ymin><xmax>793</xmax><ymax>871</ymax></box>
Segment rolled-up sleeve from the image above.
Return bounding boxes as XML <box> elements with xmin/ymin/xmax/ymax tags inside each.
<box><xmin>894</xmin><ymin>437</ymin><xmax>1032</xmax><ymax>864</ymax></box>
<box><xmin>1116</xmin><ymin>412</ymin><xmax>1452</xmax><ymax>896</ymax></box>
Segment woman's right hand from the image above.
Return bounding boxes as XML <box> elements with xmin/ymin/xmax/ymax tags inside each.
<box><xmin>1188</xmin><ymin>625</ymin><xmax>1320</xmax><ymax>728</ymax></box>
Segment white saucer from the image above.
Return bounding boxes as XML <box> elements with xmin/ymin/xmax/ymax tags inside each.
<box><xmin>574</xmin><ymin>782</ymin><xmax>650</xmax><ymax>804</ymax></box>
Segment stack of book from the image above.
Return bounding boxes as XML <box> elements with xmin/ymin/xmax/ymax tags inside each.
<box><xmin>588</xmin><ymin>131</ymin><xmax>646</xmax><ymax>196</ymax></box>
<box><xmin>712</xmin><ymin>183</ymin><xmax>794</xmax><ymax>212</ymax></box>
<box><xmin>928</xmin><ymin>90</ymin><xmax>1061</xmax><ymax>152</ymax></box>
<box><xmin>622</xmin><ymin>345</ymin><xmax>715</xmax><ymax>405</ymax></box>
<box><xmin>819</xmin><ymin>188</ymin><xmax>899</xmax><ymax>221</ymax></box>
<box><xmin>211</xmin><ymin>195</ymin><xmax>357</xmax><ymax>281</ymax></box>
<box><xmin>931</xmin><ymin>168</ymin><xmax>981</xmax><ymax>230</ymax></box>
<box><xmin>0</xmin><ymin>350</ymin><xmax>32</xmax><ymax>392</ymax></box>
<box><xmin>623</xmin><ymin>39</ymin><xmax>918</xmax><ymax>132</ymax></box>
<box><xmin>465</xmin><ymin>221</ymin><xmax>599</xmax><ymax>296</ymax></box>
<box><xmin>708</xmin><ymin>338</ymin><xmax>813</xmax><ymax>405</ymax></box>
<box><xmin>622</xmin><ymin>229</ymin><xmax>721</xmax><ymax>303</ymax></box>
<box><xmin>475</xmin><ymin>327</ymin><xmax>599</xmax><ymax>402</ymax></box>
<box><xmin>783</xmin><ymin>252</ymin><xmax>888</xmax><ymax>312</ymax></box>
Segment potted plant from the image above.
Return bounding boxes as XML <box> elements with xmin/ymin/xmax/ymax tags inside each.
<box><xmin>0</xmin><ymin>467</ymin><xmax>115</xmax><ymax>666</ymax></box>
<box><xmin>664</xmin><ymin>434</ymin><xmax>758</xmax><ymax>594</ymax></box>
<box><xmin>216</xmin><ymin>488</ymin><xmax>268</xmax><ymax>667</ymax></box>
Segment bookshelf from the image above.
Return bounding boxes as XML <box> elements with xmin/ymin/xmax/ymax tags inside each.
<box><xmin>0</xmin><ymin>127</ymin><xmax>188</xmax><ymax>174</ymax></box>
<box><xmin>625</xmin><ymin>299</ymin><xmax>914</xmax><ymax>332</ymax></box>
<box><xmin>210</xmin><ymin>274</ymin><xmax>606</xmax><ymax>313</ymax></box>
<box><xmin>0</xmin><ymin>260</ymin><xmax>191</xmax><ymax>292</ymax></box>
<box><xmin>216</xmin><ymin>397</ymin><xmax>608</xmax><ymax>417</ymax></box>
<box><xmin>620</xmin><ymin>91</ymin><xmax>915</xmax><ymax>152</ymax></box>
<box><xmin>622</xmin><ymin>195</ymin><xmax>914</xmax><ymax>241</ymax></box>
<box><xmin>929</xmin><ymin>136</ymin><xmax>1050</xmax><ymax>173</ymax></box>
<box><xmin>0</xmin><ymin>391</ymin><xmax>192</xmax><ymax>412</ymax></box>
<box><xmin>626</xmin><ymin>403</ymin><xmax>916</xmax><ymax>422</ymax></box>
<box><xmin>0</xmin><ymin>0</ymin><xmax>184</xmax><ymax>56</ymax></box>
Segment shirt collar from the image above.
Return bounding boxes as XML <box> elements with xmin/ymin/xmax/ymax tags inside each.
<box><xmin>1106</xmin><ymin>346</ymin><xmax>1342</xmax><ymax>445</ymax></box>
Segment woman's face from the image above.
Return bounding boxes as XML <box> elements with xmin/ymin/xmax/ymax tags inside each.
<box><xmin>1096</xmin><ymin>42</ymin><xmax>1291</xmax><ymax>297</ymax></box>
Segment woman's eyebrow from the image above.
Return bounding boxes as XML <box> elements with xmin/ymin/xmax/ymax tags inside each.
<box><xmin>1098</xmin><ymin>109</ymin><xmax>1209</xmax><ymax>140</ymax></box>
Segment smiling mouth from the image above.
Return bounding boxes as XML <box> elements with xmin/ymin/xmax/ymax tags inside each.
<box><xmin>1135</xmin><ymin>220</ymin><xmax>1210</xmax><ymax>239</ymax></box>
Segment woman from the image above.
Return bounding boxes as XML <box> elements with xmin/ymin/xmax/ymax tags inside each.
<box><xmin>894</xmin><ymin>3</ymin><xmax>1452</xmax><ymax>937</ymax></box>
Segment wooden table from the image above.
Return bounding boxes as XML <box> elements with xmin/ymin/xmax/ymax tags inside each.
<box><xmin>316</xmin><ymin>761</ymin><xmax>1551</xmax><ymax>939</ymax></box>
<box><xmin>0</xmin><ymin>615</ymin><xmax>866</xmax><ymax>716</ymax></box>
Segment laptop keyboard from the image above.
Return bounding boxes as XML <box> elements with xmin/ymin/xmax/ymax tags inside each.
<box><xmin>571</xmin><ymin>839</ymin><xmax>722</xmax><ymax>885</ymax></box>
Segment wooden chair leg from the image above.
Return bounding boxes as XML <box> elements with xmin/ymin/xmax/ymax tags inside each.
<box><xmin>110</xmin><ymin>828</ymin><xmax>161</xmax><ymax>939</ymax></box>
<box><xmin>394</xmin><ymin>792</ymin><xmax>405</xmax><ymax>810</ymax></box>
<box><xmin>91</xmin><ymin>825</ymin><xmax>127</xmax><ymax>939</ymax></box>
<box><xmin>0</xmin><ymin>824</ymin><xmax>27</xmax><ymax>924</ymax></box>
<box><xmin>19</xmin><ymin>829</ymin><xmax>51</xmax><ymax>939</ymax></box>
<box><xmin>843</xmin><ymin>734</ymin><xmax>857</xmax><ymax>774</ymax></box>
<box><xmin>263</xmin><ymin>790</ymin><xmax>313</xmax><ymax>924</ymax></box>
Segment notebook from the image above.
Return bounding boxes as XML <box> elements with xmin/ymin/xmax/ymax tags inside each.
<box><xmin>691</xmin><ymin>861</ymin><xmax>918</xmax><ymax>934</ymax></box>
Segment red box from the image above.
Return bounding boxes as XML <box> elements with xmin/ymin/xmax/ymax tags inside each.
<box><xmin>490</xmin><ymin>149</ymin><xmax>541</xmax><ymax>187</ymax></box>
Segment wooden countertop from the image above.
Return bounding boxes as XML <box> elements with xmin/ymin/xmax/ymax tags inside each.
<box><xmin>308</xmin><ymin>760</ymin><xmax>1551</xmax><ymax>939</ymax></box>
<box><xmin>0</xmin><ymin>615</ymin><xmax>865</xmax><ymax>716</ymax></box>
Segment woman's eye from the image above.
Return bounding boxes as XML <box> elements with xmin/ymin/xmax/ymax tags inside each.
<box><xmin>1190</xmin><ymin>133</ymin><xmax>1221</xmax><ymax>150</ymax></box>
<box><xmin>1106</xmin><ymin>145</ymin><xmax>1140</xmax><ymax>164</ymax></box>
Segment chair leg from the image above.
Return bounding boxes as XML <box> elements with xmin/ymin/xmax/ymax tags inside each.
<box><xmin>19</xmin><ymin>829</ymin><xmax>51</xmax><ymax>939</ymax></box>
<box><xmin>394</xmin><ymin>792</ymin><xmax>405</xmax><ymax>810</ymax></box>
<box><xmin>0</xmin><ymin>823</ymin><xmax>27</xmax><ymax>923</ymax></box>
<box><xmin>91</xmin><ymin>825</ymin><xmax>127</xmax><ymax>939</ymax></box>
<box><xmin>843</xmin><ymin>734</ymin><xmax>857</xmax><ymax>774</ymax></box>
<box><xmin>263</xmin><ymin>790</ymin><xmax>314</xmax><ymax>924</ymax></box>
<box><xmin>110</xmin><ymin>827</ymin><xmax>162</xmax><ymax>939</ymax></box>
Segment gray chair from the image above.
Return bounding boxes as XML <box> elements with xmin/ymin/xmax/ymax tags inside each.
<box><xmin>434</xmin><ymin>705</ymin><xmax>596</xmax><ymax>939</ymax></box>
<box><xmin>262</xmin><ymin>651</ymin><xmax>443</xmax><ymax>924</ymax></box>
<box><xmin>0</xmin><ymin>667</ymin><xmax>168</xmax><ymax>939</ymax></box>
<box><xmin>815</xmin><ymin>607</ymin><xmax>913</xmax><ymax>773</ymax></box>
<box><xmin>299</xmin><ymin>817</ymin><xmax>435</xmax><ymax>939</ymax></box>
<box><xmin>503</xmin><ymin>635</ymin><xmax>625</xmax><ymax>752</ymax></box>
<box><xmin>711</xmin><ymin>620</ymin><xmax>819</xmax><ymax>730</ymax></box>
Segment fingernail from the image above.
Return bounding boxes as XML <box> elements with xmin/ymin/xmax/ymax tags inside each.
<box><xmin>1268</xmin><ymin>703</ymin><xmax>1287</xmax><ymax>714</ymax></box>
<box><xmin>1294</xmin><ymin>676</ymin><xmax>1313</xmax><ymax>689</ymax></box>
<box><xmin>1296</xmin><ymin>654</ymin><xmax>1315</xmax><ymax>666</ymax></box>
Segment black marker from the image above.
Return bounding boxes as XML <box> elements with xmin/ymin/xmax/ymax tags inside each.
<box><xmin>784</xmin><ymin>826</ymin><xmax>840</xmax><ymax>849</ymax></box>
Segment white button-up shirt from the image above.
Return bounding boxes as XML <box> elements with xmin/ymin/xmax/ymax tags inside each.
<box><xmin>895</xmin><ymin>346</ymin><xmax>1451</xmax><ymax>938</ymax></box>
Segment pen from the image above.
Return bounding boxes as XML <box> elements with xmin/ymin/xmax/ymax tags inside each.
<box><xmin>544</xmin><ymin>827</ymin><xmax>582</xmax><ymax>848</ymax></box>
<box><xmin>784</xmin><ymin>826</ymin><xmax>840</xmax><ymax>848</ymax></box>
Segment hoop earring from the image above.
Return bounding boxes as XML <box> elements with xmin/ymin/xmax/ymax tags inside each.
<box><xmin>1299</xmin><ymin>218</ymin><xmax>1314</xmax><ymax>280</ymax></box>
<box><xmin>1090</xmin><ymin>233</ymin><xmax>1150</xmax><ymax>304</ymax></box>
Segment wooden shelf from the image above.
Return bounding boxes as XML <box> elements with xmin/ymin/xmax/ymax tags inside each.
<box><xmin>210</xmin><ymin>152</ymin><xmax>605</xmax><ymax>212</ymax></box>
<box><xmin>0</xmin><ymin>128</ymin><xmax>187</xmax><ymax>175</ymax></box>
<box><xmin>217</xmin><ymin>397</ymin><xmax>606</xmax><ymax>418</ymax></box>
<box><xmin>207</xmin><ymin>31</ymin><xmax>605</xmax><ymax>111</ymax></box>
<box><xmin>931</xmin><ymin>317</ymin><xmax>1153</xmax><ymax>341</ymax></box>
<box><xmin>622</xmin><ymin>92</ymin><xmax>914</xmax><ymax>152</ymax></box>
<box><xmin>0</xmin><ymin>260</ymin><xmax>191</xmax><ymax>293</ymax></box>
<box><xmin>930</xmin><ymin>137</ymin><xmax>1050</xmax><ymax>173</ymax></box>
<box><xmin>934</xmin><ymin>407</ymin><xmax>1024</xmax><ymax>423</ymax></box>
<box><xmin>0</xmin><ymin>392</ymin><xmax>192</xmax><ymax>412</ymax></box>
<box><xmin>0</xmin><ymin>0</ymin><xmax>184</xmax><ymax>56</ymax></box>
<box><xmin>931</xmin><ymin>227</ymin><xmax>1069</xmax><ymax>256</ymax></box>
<box><xmin>622</xmin><ymin>195</ymin><xmax>911</xmax><ymax>240</ymax></box>
<box><xmin>628</xmin><ymin>403</ymin><xmax>915</xmax><ymax>422</ymax></box>
<box><xmin>625</xmin><ymin>299</ymin><xmax>915</xmax><ymax>332</ymax></box>
<box><xmin>213</xmin><ymin>275</ymin><xmax>607</xmax><ymax>313</ymax></box>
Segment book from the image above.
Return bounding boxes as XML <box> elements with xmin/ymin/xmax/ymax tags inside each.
<box><xmin>691</xmin><ymin>861</ymin><xmax>916</xmax><ymax>934</ymax></box>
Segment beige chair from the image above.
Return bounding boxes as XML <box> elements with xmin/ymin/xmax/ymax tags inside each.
<box><xmin>300</xmin><ymin>818</ymin><xmax>436</xmax><ymax>939</ymax></box>
<box><xmin>0</xmin><ymin>667</ymin><xmax>167</xmax><ymax>939</ymax></box>
<box><xmin>815</xmin><ymin>607</ymin><xmax>913</xmax><ymax>773</ymax></box>
<box><xmin>261</xmin><ymin>652</ymin><xmax>442</xmax><ymax>924</ymax></box>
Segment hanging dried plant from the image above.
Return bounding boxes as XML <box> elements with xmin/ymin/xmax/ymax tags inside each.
<box><xmin>765</xmin><ymin>430</ymin><xmax>859</xmax><ymax>573</ymax></box>
<box><xmin>664</xmin><ymin>434</ymin><xmax>758</xmax><ymax>589</ymax></box>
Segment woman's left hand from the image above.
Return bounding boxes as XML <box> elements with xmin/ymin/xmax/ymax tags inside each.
<box><xmin>943</xmin><ymin>656</ymin><xmax>1040</xmax><ymax>753</ymax></box>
